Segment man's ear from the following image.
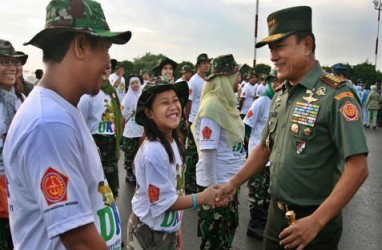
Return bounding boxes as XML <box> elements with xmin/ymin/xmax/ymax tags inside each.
<box><xmin>304</xmin><ymin>36</ymin><xmax>314</xmax><ymax>55</ymax></box>
<box><xmin>73</xmin><ymin>34</ymin><xmax>87</xmax><ymax>60</ymax></box>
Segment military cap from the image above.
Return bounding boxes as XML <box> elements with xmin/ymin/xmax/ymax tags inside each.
<box><xmin>196</xmin><ymin>53</ymin><xmax>212</xmax><ymax>65</ymax></box>
<box><xmin>331</xmin><ymin>63</ymin><xmax>347</xmax><ymax>75</ymax></box>
<box><xmin>0</xmin><ymin>40</ymin><xmax>28</xmax><ymax>64</ymax></box>
<box><xmin>152</xmin><ymin>56</ymin><xmax>178</xmax><ymax>77</ymax></box>
<box><xmin>256</xmin><ymin>6</ymin><xmax>312</xmax><ymax>48</ymax></box>
<box><xmin>180</xmin><ymin>65</ymin><xmax>193</xmax><ymax>73</ymax></box>
<box><xmin>140</xmin><ymin>68</ymin><xmax>149</xmax><ymax>75</ymax></box>
<box><xmin>24</xmin><ymin>0</ymin><xmax>132</xmax><ymax>49</ymax></box>
<box><xmin>206</xmin><ymin>54</ymin><xmax>239</xmax><ymax>80</ymax></box>
<box><xmin>135</xmin><ymin>76</ymin><xmax>189</xmax><ymax>126</ymax></box>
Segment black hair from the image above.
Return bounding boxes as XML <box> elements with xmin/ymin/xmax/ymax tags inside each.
<box><xmin>295</xmin><ymin>31</ymin><xmax>316</xmax><ymax>54</ymax></box>
<box><xmin>35</xmin><ymin>69</ymin><xmax>43</xmax><ymax>79</ymax></box>
<box><xmin>42</xmin><ymin>32</ymin><xmax>100</xmax><ymax>63</ymax></box>
<box><xmin>140</xmin><ymin>87</ymin><xmax>185</xmax><ymax>164</ymax></box>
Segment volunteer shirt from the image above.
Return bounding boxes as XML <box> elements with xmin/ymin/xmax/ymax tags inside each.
<box><xmin>132</xmin><ymin>140</ymin><xmax>185</xmax><ymax>233</ymax></box>
<box><xmin>78</xmin><ymin>91</ymin><xmax>117</xmax><ymax>136</ymax></box>
<box><xmin>120</xmin><ymin>95</ymin><xmax>143</xmax><ymax>138</ymax></box>
<box><xmin>240</xmin><ymin>83</ymin><xmax>256</xmax><ymax>115</ymax></box>
<box><xmin>109</xmin><ymin>72</ymin><xmax>126</xmax><ymax>101</ymax></box>
<box><xmin>3</xmin><ymin>87</ymin><xmax>121</xmax><ymax>250</ymax></box>
<box><xmin>243</xmin><ymin>96</ymin><xmax>271</xmax><ymax>152</ymax></box>
<box><xmin>256</xmin><ymin>83</ymin><xmax>266</xmax><ymax>96</ymax></box>
<box><xmin>0</xmin><ymin>98</ymin><xmax>23</xmax><ymax>176</ymax></box>
<box><xmin>195</xmin><ymin>117</ymin><xmax>246</xmax><ymax>187</ymax></box>
<box><xmin>188</xmin><ymin>74</ymin><xmax>205</xmax><ymax>123</ymax></box>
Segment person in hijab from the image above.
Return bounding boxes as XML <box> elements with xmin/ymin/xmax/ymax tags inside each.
<box><xmin>191</xmin><ymin>54</ymin><xmax>246</xmax><ymax>249</ymax></box>
<box><xmin>120</xmin><ymin>75</ymin><xmax>144</xmax><ymax>183</ymax></box>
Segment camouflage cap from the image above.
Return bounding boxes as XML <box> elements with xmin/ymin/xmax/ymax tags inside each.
<box><xmin>152</xmin><ymin>56</ymin><xmax>178</xmax><ymax>76</ymax></box>
<box><xmin>24</xmin><ymin>0</ymin><xmax>132</xmax><ymax>49</ymax></box>
<box><xmin>206</xmin><ymin>54</ymin><xmax>239</xmax><ymax>80</ymax></box>
<box><xmin>140</xmin><ymin>68</ymin><xmax>149</xmax><ymax>75</ymax></box>
<box><xmin>0</xmin><ymin>39</ymin><xmax>28</xmax><ymax>64</ymax></box>
<box><xmin>265</xmin><ymin>68</ymin><xmax>278</xmax><ymax>83</ymax></box>
<box><xmin>256</xmin><ymin>6</ymin><xmax>312</xmax><ymax>48</ymax></box>
<box><xmin>180</xmin><ymin>65</ymin><xmax>193</xmax><ymax>73</ymax></box>
<box><xmin>196</xmin><ymin>53</ymin><xmax>212</xmax><ymax>65</ymax></box>
<box><xmin>135</xmin><ymin>76</ymin><xmax>189</xmax><ymax>126</ymax></box>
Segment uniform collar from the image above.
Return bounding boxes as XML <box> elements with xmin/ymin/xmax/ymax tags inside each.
<box><xmin>284</xmin><ymin>61</ymin><xmax>323</xmax><ymax>91</ymax></box>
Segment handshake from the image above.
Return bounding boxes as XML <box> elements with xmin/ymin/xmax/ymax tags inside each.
<box><xmin>194</xmin><ymin>182</ymin><xmax>237</xmax><ymax>208</ymax></box>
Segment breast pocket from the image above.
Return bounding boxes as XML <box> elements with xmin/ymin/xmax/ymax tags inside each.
<box><xmin>289</xmin><ymin>123</ymin><xmax>316</xmax><ymax>159</ymax></box>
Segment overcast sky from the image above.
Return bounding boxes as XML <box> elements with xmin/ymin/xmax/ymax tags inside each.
<box><xmin>0</xmin><ymin>0</ymin><xmax>380</xmax><ymax>76</ymax></box>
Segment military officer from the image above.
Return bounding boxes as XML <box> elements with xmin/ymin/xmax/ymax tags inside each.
<box><xmin>221</xmin><ymin>6</ymin><xmax>368</xmax><ymax>250</ymax></box>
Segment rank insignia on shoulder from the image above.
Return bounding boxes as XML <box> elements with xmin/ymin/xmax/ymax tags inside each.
<box><xmin>320</xmin><ymin>74</ymin><xmax>346</xmax><ymax>89</ymax></box>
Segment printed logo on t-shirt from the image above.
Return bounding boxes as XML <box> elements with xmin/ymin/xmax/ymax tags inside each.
<box><xmin>247</xmin><ymin>109</ymin><xmax>253</xmax><ymax>118</ymax></box>
<box><xmin>40</xmin><ymin>167</ymin><xmax>68</xmax><ymax>206</ymax></box>
<box><xmin>99</xmin><ymin>99</ymin><xmax>116</xmax><ymax>134</ymax></box>
<box><xmin>148</xmin><ymin>184</ymin><xmax>160</xmax><ymax>203</ymax></box>
<box><xmin>242</xmin><ymin>91</ymin><xmax>247</xmax><ymax>96</ymax></box>
<box><xmin>340</xmin><ymin>101</ymin><xmax>359</xmax><ymax>121</ymax></box>
<box><xmin>202</xmin><ymin>126</ymin><xmax>212</xmax><ymax>139</ymax></box>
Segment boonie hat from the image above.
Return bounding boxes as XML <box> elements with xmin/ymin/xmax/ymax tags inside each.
<box><xmin>0</xmin><ymin>40</ymin><xmax>28</xmax><ymax>64</ymax></box>
<box><xmin>24</xmin><ymin>0</ymin><xmax>132</xmax><ymax>49</ymax></box>
<box><xmin>135</xmin><ymin>76</ymin><xmax>189</xmax><ymax>126</ymax></box>
<box><xmin>206</xmin><ymin>54</ymin><xmax>239</xmax><ymax>80</ymax></box>
<box><xmin>180</xmin><ymin>65</ymin><xmax>193</xmax><ymax>74</ymax></box>
<box><xmin>152</xmin><ymin>57</ymin><xmax>178</xmax><ymax>76</ymax></box>
<box><xmin>256</xmin><ymin>6</ymin><xmax>312</xmax><ymax>48</ymax></box>
<box><xmin>16</xmin><ymin>51</ymin><xmax>28</xmax><ymax>66</ymax></box>
<box><xmin>196</xmin><ymin>53</ymin><xmax>212</xmax><ymax>65</ymax></box>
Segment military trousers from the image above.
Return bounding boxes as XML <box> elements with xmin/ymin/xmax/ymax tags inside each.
<box><xmin>263</xmin><ymin>199</ymin><xmax>342</xmax><ymax>250</ymax></box>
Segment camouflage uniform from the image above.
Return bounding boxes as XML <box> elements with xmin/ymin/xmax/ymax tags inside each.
<box><xmin>93</xmin><ymin>135</ymin><xmax>119</xmax><ymax>197</ymax></box>
<box><xmin>197</xmin><ymin>186</ymin><xmax>239</xmax><ymax>250</ymax></box>
<box><xmin>185</xmin><ymin>125</ymin><xmax>198</xmax><ymax>194</ymax></box>
<box><xmin>120</xmin><ymin>136</ymin><xmax>140</xmax><ymax>182</ymax></box>
<box><xmin>247</xmin><ymin>167</ymin><xmax>270</xmax><ymax>238</ymax></box>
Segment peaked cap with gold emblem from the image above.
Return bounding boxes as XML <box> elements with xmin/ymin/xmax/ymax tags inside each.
<box><xmin>256</xmin><ymin>6</ymin><xmax>312</xmax><ymax>48</ymax></box>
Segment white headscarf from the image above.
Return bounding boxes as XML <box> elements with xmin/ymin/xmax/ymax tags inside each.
<box><xmin>121</xmin><ymin>77</ymin><xmax>142</xmax><ymax>120</ymax></box>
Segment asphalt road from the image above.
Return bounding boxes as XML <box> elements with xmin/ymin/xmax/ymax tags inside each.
<box><xmin>116</xmin><ymin>127</ymin><xmax>382</xmax><ymax>250</ymax></box>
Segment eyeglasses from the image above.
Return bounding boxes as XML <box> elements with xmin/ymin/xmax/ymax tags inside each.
<box><xmin>0</xmin><ymin>58</ymin><xmax>22</xmax><ymax>67</ymax></box>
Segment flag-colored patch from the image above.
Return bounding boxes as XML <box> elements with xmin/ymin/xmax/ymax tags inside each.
<box><xmin>242</xmin><ymin>92</ymin><xmax>246</xmax><ymax>96</ymax></box>
<box><xmin>189</xmin><ymin>89</ymin><xmax>193</xmax><ymax>95</ymax></box>
<box><xmin>202</xmin><ymin>126</ymin><xmax>212</xmax><ymax>139</ymax></box>
<box><xmin>335</xmin><ymin>92</ymin><xmax>354</xmax><ymax>100</ymax></box>
<box><xmin>40</xmin><ymin>167</ymin><xmax>68</xmax><ymax>206</ymax></box>
<box><xmin>148</xmin><ymin>184</ymin><xmax>160</xmax><ymax>203</ymax></box>
<box><xmin>246</xmin><ymin>109</ymin><xmax>253</xmax><ymax>118</ymax></box>
<box><xmin>340</xmin><ymin>101</ymin><xmax>359</xmax><ymax>121</ymax></box>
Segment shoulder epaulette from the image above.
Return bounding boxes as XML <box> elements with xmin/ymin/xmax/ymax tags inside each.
<box><xmin>320</xmin><ymin>73</ymin><xmax>346</xmax><ymax>89</ymax></box>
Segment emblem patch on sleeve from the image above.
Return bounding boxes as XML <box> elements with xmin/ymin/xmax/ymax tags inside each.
<box><xmin>246</xmin><ymin>110</ymin><xmax>253</xmax><ymax>118</ymax></box>
<box><xmin>148</xmin><ymin>184</ymin><xmax>160</xmax><ymax>203</ymax></box>
<box><xmin>40</xmin><ymin>167</ymin><xmax>69</xmax><ymax>206</ymax></box>
<box><xmin>340</xmin><ymin>101</ymin><xmax>359</xmax><ymax>121</ymax></box>
<box><xmin>202</xmin><ymin>126</ymin><xmax>212</xmax><ymax>139</ymax></box>
<box><xmin>335</xmin><ymin>92</ymin><xmax>354</xmax><ymax>100</ymax></box>
<box><xmin>189</xmin><ymin>89</ymin><xmax>193</xmax><ymax>95</ymax></box>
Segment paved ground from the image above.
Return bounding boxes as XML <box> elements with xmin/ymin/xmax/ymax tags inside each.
<box><xmin>116</xmin><ymin>127</ymin><xmax>382</xmax><ymax>249</ymax></box>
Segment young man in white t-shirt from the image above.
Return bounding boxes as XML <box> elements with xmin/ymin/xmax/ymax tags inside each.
<box><xmin>109</xmin><ymin>63</ymin><xmax>126</xmax><ymax>101</ymax></box>
<box><xmin>239</xmin><ymin>71</ymin><xmax>258</xmax><ymax>119</ymax></box>
<box><xmin>184</xmin><ymin>53</ymin><xmax>212</xmax><ymax>194</ymax></box>
<box><xmin>3</xmin><ymin>1</ymin><xmax>131</xmax><ymax>249</ymax></box>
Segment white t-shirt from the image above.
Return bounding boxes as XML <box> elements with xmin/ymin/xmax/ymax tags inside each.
<box><xmin>243</xmin><ymin>96</ymin><xmax>271</xmax><ymax>152</ymax></box>
<box><xmin>120</xmin><ymin>92</ymin><xmax>143</xmax><ymax>138</ymax></box>
<box><xmin>256</xmin><ymin>83</ymin><xmax>266</xmax><ymax>96</ymax></box>
<box><xmin>132</xmin><ymin>139</ymin><xmax>185</xmax><ymax>233</ymax></box>
<box><xmin>240</xmin><ymin>83</ymin><xmax>257</xmax><ymax>115</ymax></box>
<box><xmin>0</xmin><ymin>97</ymin><xmax>23</xmax><ymax>176</ymax></box>
<box><xmin>109</xmin><ymin>73</ymin><xmax>126</xmax><ymax>101</ymax></box>
<box><xmin>195</xmin><ymin>117</ymin><xmax>246</xmax><ymax>187</ymax></box>
<box><xmin>3</xmin><ymin>87</ymin><xmax>121</xmax><ymax>250</ymax></box>
<box><xmin>78</xmin><ymin>91</ymin><xmax>117</xmax><ymax>136</ymax></box>
<box><xmin>188</xmin><ymin>74</ymin><xmax>205</xmax><ymax>123</ymax></box>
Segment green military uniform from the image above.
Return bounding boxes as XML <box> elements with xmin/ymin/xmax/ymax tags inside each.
<box><xmin>261</xmin><ymin>62</ymin><xmax>368</xmax><ymax>249</ymax></box>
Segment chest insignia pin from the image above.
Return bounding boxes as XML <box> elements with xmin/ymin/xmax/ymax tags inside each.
<box><xmin>316</xmin><ymin>87</ymin><xmax>326</xmax><ymax>96</ymax></box>
<box><xmin>302</xmin><ymin>90</ymin><xmax>318</xmax><ymax>103</ymax></box>
<box><xmin>291</xmin><ymin>123</ymin><xmax>299</xmax><ymax>134</ymax></box>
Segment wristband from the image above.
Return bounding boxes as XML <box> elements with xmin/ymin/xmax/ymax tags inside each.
<box><xmin>191</xmin><ymin>193</ymin><xmax>197</xmax><ymax>209</ymax></box>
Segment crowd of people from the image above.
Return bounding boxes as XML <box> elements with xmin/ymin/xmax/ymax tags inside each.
<box><xmin>0</xmin><ymin>0</ymin><xmax>379</xmax><ymax>250</ymax></box>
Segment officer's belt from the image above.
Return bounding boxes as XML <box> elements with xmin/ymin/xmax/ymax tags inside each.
<box><xmin>275</xmin><ymin>200</ymin><xmax>318</xmax><ymax>213</ymax></box>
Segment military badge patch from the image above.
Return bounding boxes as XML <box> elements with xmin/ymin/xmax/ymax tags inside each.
<box><xmin>40</xmin><ymin>167</ymin><xmax>68</xmax><ymax>206</ymax></box>
<box><xmin>296</xmin><ymin>141</ymin><xmax>306</xmax><ymax>154</ymax></box>
<box><xmin>202</xmin><ymin>126</ymin><xmax>212</xmax><ymax>140</ymax></box>
<box><xmin>148</xmin><ymin>184</ymin><xmax>160</xmax><ymax>203</ymax></box>
<box><xmin>335</xmin><ymin>92</ymin><xmax>354</xmax><ymax>100</ymax></box>
<box><xmin>340</xmin><ymin>101</ymin><xmax>359</xmax><ymax>121</ymax></box>
<box><xmin>189</xmin><ymin>89</ymin><xmax>193</xmax><ymax>95</ymax></box>
<box><xmin>246</xmin><ymin>109</ymin><xmax>253</xmax><ymax>118</ymax></box>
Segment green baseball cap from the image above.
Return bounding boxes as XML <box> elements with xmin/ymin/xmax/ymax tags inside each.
<box><xmin>256</xmin><ymin>6</ymin><xmax>312</xmax><ymax>48</ymax></box>
<box><xmin>180</xmin><ymin>65</ymin><xmax>193</xmax><ymax>74</ymax></box>
<box><xmin>0</xmin><ymin>40</ymin><xmax>28</xmax><ymax>64</ymax></box>
<box><xmin>206</xmin><ymin>54</ymin><xmax>239</xmax><ymax>80</ymax></box>
<box><xmin>24</xmin><ymin>0</ymin><xmax>132</xmax><ymax>48</ymax></box>
<box><xmin>135</xmin><ymin>76</ymin><xmax>189</xmax><ymax>126</ymax></box>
